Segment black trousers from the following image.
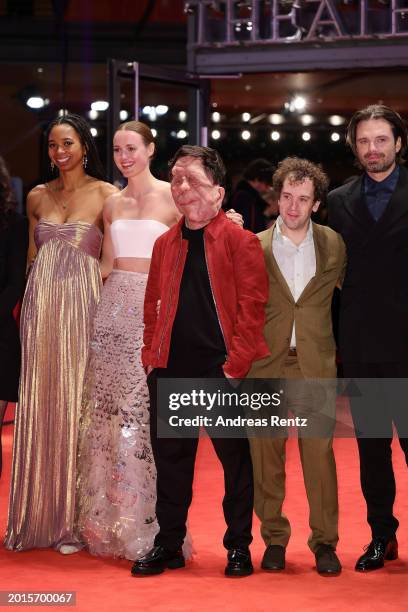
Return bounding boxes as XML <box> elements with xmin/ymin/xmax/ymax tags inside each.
<box><xmin>147</xmin><ymin>366</ymin><xmax>254</xmax><ymax>553</ymax></box>
<box><xmin>343</xmin><ymin>362</ymin><xmax>408</xmax><ymax>539</ymax></box>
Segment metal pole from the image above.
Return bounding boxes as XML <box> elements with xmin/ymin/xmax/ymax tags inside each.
<box><xmin>133</xmin><ymin>62</ymin><xmax>140</xmax><ymax>120</ymax></box>
<box><xmin>107</xmin><ymin>58</ymin><xmax>121</xmax><ymax>183</ymax></box>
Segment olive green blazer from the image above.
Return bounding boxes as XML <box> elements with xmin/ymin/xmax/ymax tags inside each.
<box><xmin>249</xmin><ymin>222</ymin><xmax>346</xmax><ymax>379</ymax></box>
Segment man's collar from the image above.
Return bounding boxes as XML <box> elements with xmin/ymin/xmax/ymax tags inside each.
<box><xmin>173</xmin><ymin>209</ymin><xmax>225</xmax><ymax>241</ymax></box>
<box><xmin>364</xmin><ymin>164</ymin><xmax>400</xmax><ymax>189</ymax></box>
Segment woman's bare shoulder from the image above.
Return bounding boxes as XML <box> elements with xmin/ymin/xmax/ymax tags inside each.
<box><xmin>103</xmin><ymin>188</ymin><xmax>135</xmax><ymax>221</ymax></box>
<box><xmin>152</xmin><ymin>179</ymin><xmax>180</xmax><ymax>223</ymax></box>
<box><xmin>97</xmin><ymin>180</ymin><xmax>119</xmax><ymax>199</ymax></box>
<box><xmin>27</xmin><ymin>183</ymin><xmax>48</xmax><ymax>199</ymax></box>
<box><xmin>26</xmin><ymin>183</ymin><xmax>49</xmax><ymax>214</ymax></box>
<box><xmin>153</xmin><ymin>178</ymin><xmax>172</xmax><ymax>195</ymax></box>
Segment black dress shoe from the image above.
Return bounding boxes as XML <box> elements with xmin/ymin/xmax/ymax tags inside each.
<box><xmin>131</xmin><ymin>545</ymin><xmax>185</xmax><ymax>576</ymax></box>
<box><xmin>261</xmin><ymin>545</ymin><xmax>286</xmax><ymax>571</ymax></box>
<box><xmin>225</xmin><ymin>548</ymin><xmax>253</xmax><ymax>577</ymax></box>
<box><xmin>315</xmin><ymin>544</ymin><xmax>342</xmax><ymax>576</ymax></box>
<box><xmin>355</xmin><ymin>537</ymin><xmax>398</xmax><ymax>572</ymax></box>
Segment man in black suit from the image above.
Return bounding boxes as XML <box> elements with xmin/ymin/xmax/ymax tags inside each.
<box><xmin>328</xmin><ymin>105</ymin><xmax>408</xmax><ymax>572</ymax></box>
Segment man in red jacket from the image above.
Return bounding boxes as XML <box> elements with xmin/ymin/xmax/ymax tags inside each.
<box><xmin>132</xmin><ymin>145</ymin><xmax>269</xmax><ymax>578</ymax></box>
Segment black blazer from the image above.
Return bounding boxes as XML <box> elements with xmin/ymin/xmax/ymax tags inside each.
<box><xmin>328</xmin><ymin>165</ymin><xmax>408</xmax><ymax>364</ymax></box>
<box><xmin>0</xmin><ymin>212</ymin><xmax>28</xmax><ymax>400</ymax></box>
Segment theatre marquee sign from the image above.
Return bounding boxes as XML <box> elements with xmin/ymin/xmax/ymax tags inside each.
<box><xmin>186</xmin><ymin>1</ymin><xmax>408</xmax><ymax>72</ymax></box>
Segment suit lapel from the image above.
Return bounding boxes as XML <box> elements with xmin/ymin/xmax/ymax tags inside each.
<box><xmin>342</xmin><ymin>175</ymin><xmax>375</xmax><ymax>230</ymax></box>
<box><xmin>367</xmin><ymin>165</ymin><xmax>408</xmax><ymax>236</ymax></box>
<box><xmin>297</xmin><ymin>222</ymin><xmax>324</xmax><ymax>304</ymax></box>
<box><xmin>261</xmin><ymin>224</ymin><xmax>294</xmax><ymax>304</ymax></box>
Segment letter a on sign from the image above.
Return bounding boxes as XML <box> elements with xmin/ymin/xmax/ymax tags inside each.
<box><xmin>306</xmin><ymin>0</ymin><xmax>345</xmax><ymax>40</ymax></box>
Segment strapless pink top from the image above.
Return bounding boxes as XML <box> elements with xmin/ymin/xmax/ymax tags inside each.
<box><xmin>110</xmin><ymin>219</ymin><xmax>169</xmax><ymax>259</ymax></box>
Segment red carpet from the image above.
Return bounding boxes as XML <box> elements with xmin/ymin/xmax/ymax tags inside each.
<box><xmin>1</xmin><ymin>423</ymin><xmax>407</xmax><ymax>611</ymax></box>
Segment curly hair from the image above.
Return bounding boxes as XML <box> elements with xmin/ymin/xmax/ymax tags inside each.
<box><xmin>272</xmin><ymin>157</ymin><xmax>329</xmax><ymax>203</ymax></box>
<box><xmin>0</xmin><ymin>156</ymin><xmax>16</xmax><ymax>230</ymax></box>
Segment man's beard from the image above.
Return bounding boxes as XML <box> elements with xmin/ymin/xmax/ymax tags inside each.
<box><xmin>362</xmin><ymin>155</ymin><xmax>395</xmax><ymax>174</ymax></box>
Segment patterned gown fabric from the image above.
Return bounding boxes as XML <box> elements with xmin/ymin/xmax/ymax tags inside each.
<box><xmin>5</xmin><ymin>219</ymin><xmax>102</xmax><ymax>551</ymax></box>
<box><xmin>75</xmin><ymin>270</ymin><xmax>159</xmax><ymax>560</ymax></box>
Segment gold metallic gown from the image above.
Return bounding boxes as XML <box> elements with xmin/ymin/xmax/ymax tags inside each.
<box><xmin>5</xmin><ymin>219</ymin><xmax>102</xmax><ymax>551</ymax></box>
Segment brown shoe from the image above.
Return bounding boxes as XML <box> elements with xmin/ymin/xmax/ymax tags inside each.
<box><xmin>261</xmin><ymin>545</ymin><xmax>286</xmax><ymax>571</ymax></box>
<box><xmin>315</xmin><ymin>544</ymin><xmax>342</xmax><ymax>576</ymax></box>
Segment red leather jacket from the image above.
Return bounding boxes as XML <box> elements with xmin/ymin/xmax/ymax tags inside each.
<box><xmin>142</xmin><ymin>211</ymin><xmax>270</xmax><ymax>378</ymax></box>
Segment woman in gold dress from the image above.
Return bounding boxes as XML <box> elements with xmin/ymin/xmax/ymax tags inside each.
<box><xmin>5</xmin><ymin>114</ymin><xmax>117</xmax><ymax>552</ymax></box>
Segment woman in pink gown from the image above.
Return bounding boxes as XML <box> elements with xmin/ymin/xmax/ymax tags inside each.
<box><xmin>75</xmin><ymin>121</ymin><xmax>183</xmax><ymax>560</ymax></box>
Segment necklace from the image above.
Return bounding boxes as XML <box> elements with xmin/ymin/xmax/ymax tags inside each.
<box><xmin>49</xmin><ymin>177</ymin><xmax>90</xmax><ymax>210</ymax></box>
<box><xmin>55</xmin><ymin>190</ymin><xmax>75</xmax><ymax>210</ymax></box>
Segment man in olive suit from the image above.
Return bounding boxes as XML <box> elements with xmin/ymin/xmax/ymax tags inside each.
<box><xmin>249</xmin><ymin>157</ymin><xmax>346</xmax><ymax>576</ymax></box>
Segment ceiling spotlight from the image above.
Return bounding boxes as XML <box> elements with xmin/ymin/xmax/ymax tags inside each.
<box><xmin>329</xmin><ymin>114</ymin><xmax>345</xmax><ymax>126</ymax></box>
<box><xmin>271</xmin><ymin>131</ymin><xmax>280</xmax><ymax>141</ymax></box>
<box><xmin>177</xmin><ymin>129</ymin><xmax>187</xmax><ymax>139</ymax></box>
<box><xmin>142</xmin><ymin>105</ymin><xmax>152</xmax><ymax>115</ymax></box>
<box><xmin>151</xmin><ymin>128</ymin><xmax>157</xmax><ymax>138</ymax></box>
<box><xmin>241</xmin><ymin>130</ymin><xmax>251</xmax><ymax>141</ymax></box>
<box><xmin>211</xmin><ymin>129</ymin><xmax>221</xmax><ymax>140</ymax></box>
<box><xmin>26</xmin><ymin>96</ymin><xmax>47</xmax><ymax>109</ymax></box>
<box><xmin>57</xmin><ymin>109</ymin><xmax>68</xmax><ymax>117</ymax></box>
<box><xmin>120</xmin><ymin>110</ymin><xmax>129</xmax><ymax>121</ymax></box>
<box><xmin>149</xmin><ymin>108</ymin><xmax>157</xmax><ymax>121</ymax></box>
<box><xmin>293</xmin><ymin>95</ymin><xmax>306</xmax><ymax>110</ymax></box>
<box><xmin>212</xmin><ymin>111</ymin><xmax>221</xmax><ymax>123</ymax></box>
<box><xmin>288</xmin><ymin>95</ymin><xmax>306</xmax><ymax>113</ymax></box>
<box><xmin>156</xmin><ymin>105</ymin><xmax>169</xmax><ymax>116</ymax></box>
<box><xmin>269</xmin><ymin>113</ymin><xmax>284</xmax><ymax>125</ymax></box>
<box><xmin>300</xmin><ymin>114</ymin><xmax>314</xmax><ymax>126</ymax></box>
<box><xmin>242</xmin><ymin>112</ymin><xmax>251</xmax><ymax>122</ymax></box>
<box><xmin>178</xmin><ymin>111</ymin><xmax>187</xmax><ymax>122</ymax></box>
<box><xmin>331</xmin><ymin>132</ymin><xmax>341</xmax><ymax>142</ymax></box>
<box><xmin>88</xmin><ymin>109</ymin><xmax>98</xmax><ymax>120</ymax></box>
<box><xmin>302</xmin><ymin>131</ymin><xmax>311</xmax><ymax>142</ymax></box>
<box><xmin>91</xmin><ymin>100</ymin><xmax>109</xmax><ymax>112</ymax></box>
<box><xmin>90</xmin><ymin>127</ymin><xmax>98</xmax><ymax>137</ymax></box>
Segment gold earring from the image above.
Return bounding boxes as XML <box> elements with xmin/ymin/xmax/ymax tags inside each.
<box><xmin>50</xmin><ymin>161</ymin><xmax>55</xmax><ymax>172</ymax></box>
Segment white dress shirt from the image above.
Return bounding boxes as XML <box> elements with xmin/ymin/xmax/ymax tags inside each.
<box><xmin>272</xmin><ymin>216</ymin><xmax>316</xmax><ymax>348</ymax></box>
